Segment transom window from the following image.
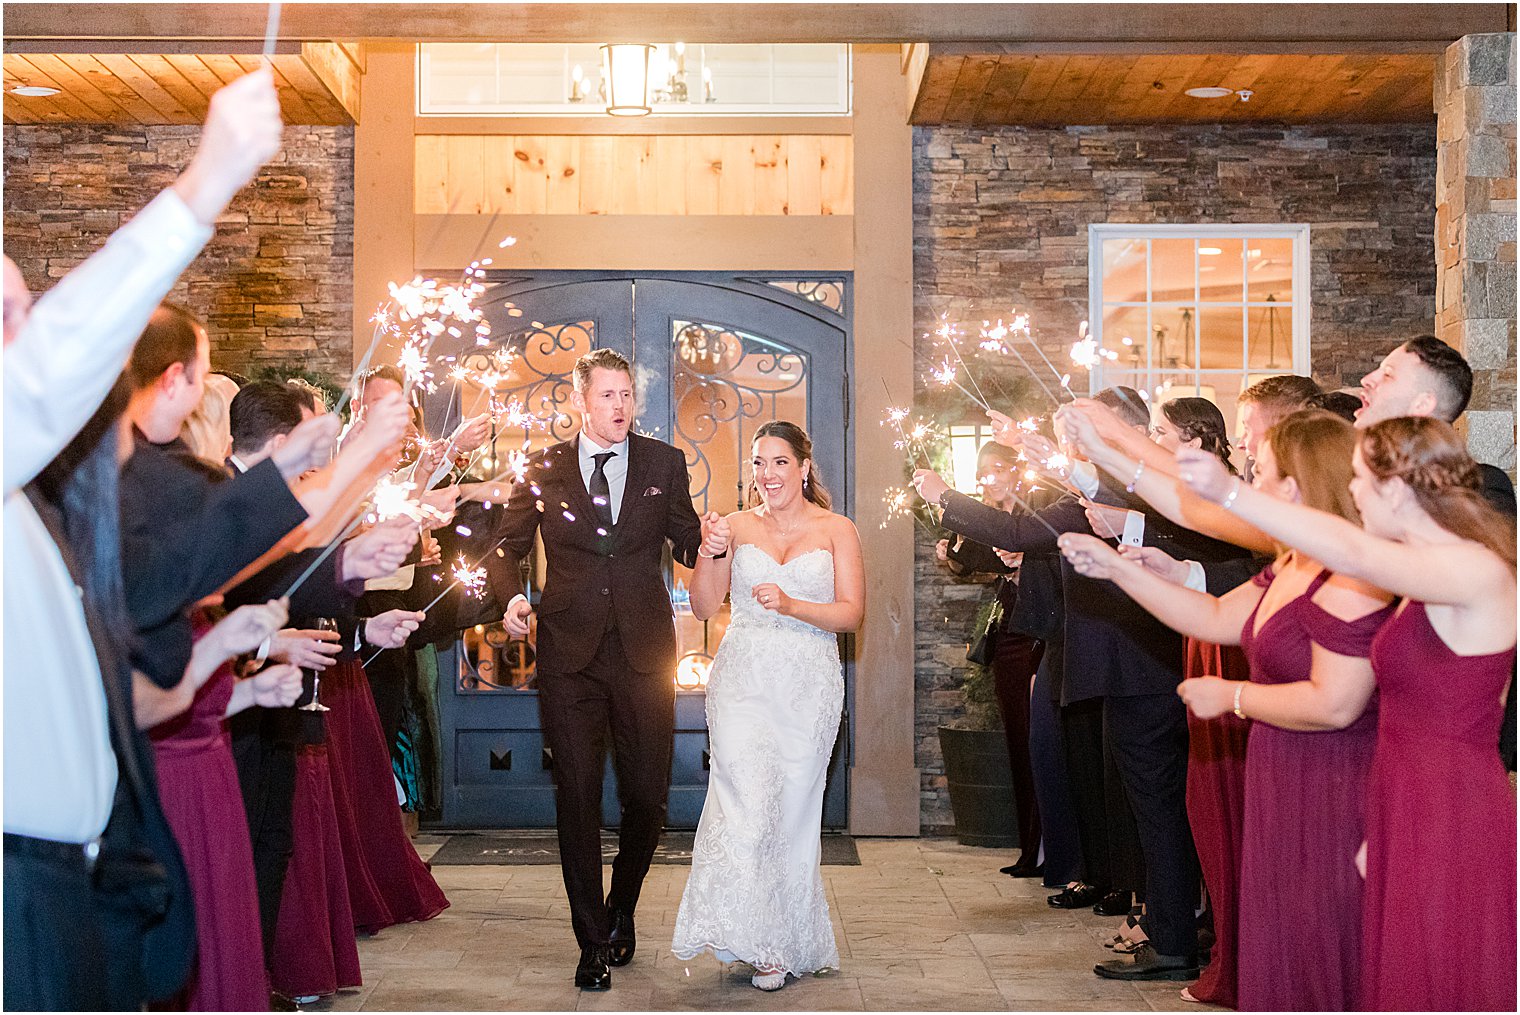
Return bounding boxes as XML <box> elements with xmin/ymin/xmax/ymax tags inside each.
<box><xmin>418</xmin><ymin>43</ymin><xmax>851</xmax><ymax>116</ymax></box>
<box><xmin>1088</xmin><ymin>224</ymin><xmax>1310</xmax><ymax>427</ymax></box>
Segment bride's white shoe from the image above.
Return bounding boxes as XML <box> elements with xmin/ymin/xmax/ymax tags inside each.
<box><xmin>751</xmin><ymin>969</ymin><xmax>787</xmax><ymax>991</ymax></box>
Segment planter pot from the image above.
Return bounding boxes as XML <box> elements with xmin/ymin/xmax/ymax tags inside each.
<box><xmin>937</xmin><ymin>724</ymin><xmax>1018</xmax><ymax>848</ymax></box>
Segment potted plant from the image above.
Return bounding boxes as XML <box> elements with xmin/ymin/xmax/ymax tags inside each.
<box><xmin>937</xmin><ymin>596</ymin><xmax>1020</xmax><ymax>847</ymax></box>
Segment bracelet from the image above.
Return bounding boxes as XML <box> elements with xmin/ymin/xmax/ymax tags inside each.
<box><xmin>1232</xmin><ymin>682</ymin><xmax>1247</xmax><ymax>720</ymax></box>
<box><xmin>1221</xmin><ymin>478</ymin><xmax>1243</xmax><ymax>511</ymax></box>
<box><xmin>1125</xmin><ymin>459</ymin><xmax>1146</xmax><ymax>493</ymax></box>
<box><xmin>255</xmin><ymin>636</ymin><xmax>272</xmax><ymax>663</ymax></box>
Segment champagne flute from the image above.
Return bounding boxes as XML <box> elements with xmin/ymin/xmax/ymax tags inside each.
<box><xmin>299</xmin><ymin>617</ymin><xmax>335</xmax><ymax>712</ymax></box>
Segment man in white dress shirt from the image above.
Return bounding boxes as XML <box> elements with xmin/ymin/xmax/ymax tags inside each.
<box><xmin>2</xmin><ymin>69</ymin><xmax>282</xmax><ymax>1009</ymax></box>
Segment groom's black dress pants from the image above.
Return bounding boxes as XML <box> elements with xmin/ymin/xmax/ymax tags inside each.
<box><xmin>537</xmin><ymin>623</ymin><xmax>676</xmax><ymax>949</ymax></box>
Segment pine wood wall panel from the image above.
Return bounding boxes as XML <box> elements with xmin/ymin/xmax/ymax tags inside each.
<box><xmin>413</xmin><ymin>134</ymin><xmax>855</xmax><ymax>216</ymax></box>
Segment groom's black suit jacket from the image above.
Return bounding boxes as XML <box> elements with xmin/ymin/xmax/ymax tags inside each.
<box><xmin>483</xmin><ymin>432</ymin><xmax>703</xmax><ymax>676</ymax></box>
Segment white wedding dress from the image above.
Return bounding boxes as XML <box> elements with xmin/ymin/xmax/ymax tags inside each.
<box><xmin>670</xmin><ymin>543</ymin><xmax>843</xmax><ymax>976</ymax></box>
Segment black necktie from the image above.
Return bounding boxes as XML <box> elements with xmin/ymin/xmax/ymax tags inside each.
<box><xmin>590</xmin><ymin>451</ymin><xmax>616</xmax><ymax>529</ymax></box>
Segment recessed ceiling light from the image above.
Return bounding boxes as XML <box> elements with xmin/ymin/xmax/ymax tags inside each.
<box><xmin>1184</xmin><ymin>86</ymin><xmax>1234</xmax><ymax>99</ymax></box>
<box><xmin>11</xmin><ymin>85</ymin><xmax>61</xmax><ymax>97</ymax></box>
<box><xmin>1198</xmin><ymin>246</ymin><xmax>1223</xmax><ymax>255</ymax></box>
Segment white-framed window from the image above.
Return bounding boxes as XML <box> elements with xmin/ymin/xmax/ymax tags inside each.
<box><xmin>948</xmin><ymin>423</ymin><xmax>997</xmax><ymax>495</ymax></box>
<box><xmin>418</xmin><ymin>43</ymin><xmax>851</xmax><ymax>116</ymax></box>
<box><xmin>1088</xmin><ymin>224</ymin><xmax>1310</xmax><ymax>429</ymax></box>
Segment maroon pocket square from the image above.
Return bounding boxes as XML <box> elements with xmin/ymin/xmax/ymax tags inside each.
<box><xmin>643</xmin><ymin>485</ymin><xmax>663</xmax><ymax>496</ymax></box>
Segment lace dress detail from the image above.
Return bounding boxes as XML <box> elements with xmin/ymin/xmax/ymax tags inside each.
<box><xmin>671</xmin><ymin>544</ymin><xmax>843</xmax><ymax>976</ymax></box>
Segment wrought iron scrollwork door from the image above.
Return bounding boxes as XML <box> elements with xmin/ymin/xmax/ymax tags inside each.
<box><xmin>429</xmin><ymin>273</ymin><xmax>850</xmax><ymax>830</ymax></box>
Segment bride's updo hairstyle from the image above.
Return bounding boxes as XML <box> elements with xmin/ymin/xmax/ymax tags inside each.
<box><xmin>1358</xmin><ymin>416</ymin><xmax>1516</xmax><ymax>572</ymax></box>
<box><xmin>747</xmin><ymin>420</ymin><xmax>832</xmax><ymax>510</ymax></box>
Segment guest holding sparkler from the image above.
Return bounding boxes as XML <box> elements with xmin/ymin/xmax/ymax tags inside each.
<box><xmin>1171</xmin><ymin>416</ymin><xmax>1516</xmax><ymax>1012</ymax></box>
<box><xmin>935</xmin><ymin>440</ymin><xmax>1049</xmax><ymax>881</ymax></box>
<box><xmin>1061</xmin><ymin>408</ymin><xmax>1395</xmax><ymax>1011</ymax></box>
<box><xmin>1</xmin><ymin>66</ymin><xmax>294</xmax><ymax>1010</ymax></box>
<box><xmin>917</xmin><ymin>385</ymin><xmax>1240</xmax><ymax>981</ymax></box>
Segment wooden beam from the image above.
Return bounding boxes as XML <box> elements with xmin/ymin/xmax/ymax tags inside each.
<box><xmin>413</xmin><ymin>214</ymin><xmax>854</xmax><ymax>271</ymax></box>
<box><xmin>300</xmin><ymin>41</ymin><xmax>362</xmax><ymax>122</ymax></box>
<box><xmin>5</xmin><ymin>3</ymin><xmax>1507</xmax><ymax>45</ymax></box>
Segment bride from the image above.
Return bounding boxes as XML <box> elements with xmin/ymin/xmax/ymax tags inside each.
<box><xmin>670</xmin><ymin>420</ymin><xmax>865</xmax><ymax>991</ymax></box>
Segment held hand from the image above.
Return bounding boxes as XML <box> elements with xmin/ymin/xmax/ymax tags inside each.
<box><xmin>986</xmin><ymin>409</ymin><xmax>1020</xmax><ymax>447</ymax></box>
<box><xmin>342</xmin><ymin>518</ymin><xmax>419</xmax><ymax>581</ymax></box>
<box><xmin>1057</xmin><ymin>532</ymin><xmax>1127</xmax><ymax>581</ymax></box>
<box><xmin>752</xmin><ymin>582</ymin><xmax>793</xmax><ymax>616</ymax></box>
<box><xmin>347</xmin><ymin>392</ymin><xmax>411</xmax><ymax>459</ymax></box>
<box><xmin>1054</xmin><ymin>405</ymin><xmax>1106</xmax><ymax>460</ymax></box>
<box><xmin>935</xmin><ymin>538</ymin><xmax>951</xmax><ymax>562</ymax></box>
<box><xmin>365</xmin><ymin>609</ymin><xmax>425</xmax><ymax>650</ymax></box>
<box><xmin>911</xmin><ymin>468</ymin><xmax>950</xmax><ymax>506</ymax></box>
<box><xmin>172</xmin><ymin>68</ymin><xmax>283</xmax><ymax>224</ymax></box>
<box><xmin>268</xmin><ymin>628</ymin><xmax>341</xmax><ymax>670</ymax></box>
<box><xmin>419</xmin><ymin>486</ymin><xmax>459</xmax><ymax>525</ymax></box>
<box><xmin>699</xmin><ymin>511</ymin><xmax>732</xmax><ymax>559</ymax></box>
<box><xmin>1071</xmin><ymin>398</ymin><xmax>1136</xmax><ymax>446</ymax></box>
<box><xmin>207</xmin><ymin>598</ymin><xmax>290</xmax><ymax>660</ymax></box>
<box><xmin>1176</xmin><ymin>676</ymin><xmax>1237</xmax><ymax>720</ymax></box>
<box><xmin>1083</xmin><ymin>501</ymin><xmax>1128</xmax><ymax>541</ymax></box>
<box><xmin>247</xmin><ymin>664</ymin><xmax>303</xmax><ymax>709</ymax></box>
<box><xmin>414</xmin><ymin>439</ymin><xmax>449</xmax><ymax>480</ymax></box>
<box><xmin>1117</xmin><ymin>544</ymin><xmax>1191</xmax><ymax>586</ymax></box>
<box><xmin>1176</xmin><ymin>447</ymin><xmax>1236</xmax><ymax>503</ymax></box>
<box><xmin>993</xmin><ymin>547</ymin><xmax>1022</xmax><ymax>569</ymax></box>
<box><xmin>449</xmin><ymin>413</ymin><xmax>492</xmax><ymax>454</ymax></box>
<box><xmin>504</xmin><ymin>598</ymin><xmax>534</xmax><ymax>639</ymax></box>
<box><xmin>270</xmin><ymin>413</ymin><xmax>340</xmax><ymax>479</ymax></box>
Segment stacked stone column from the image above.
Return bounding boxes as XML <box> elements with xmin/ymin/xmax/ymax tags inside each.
<box><xmin>1435</xmin><ymin>33</ymin><xmax>1518</xmax><ymax>470</ymax></box>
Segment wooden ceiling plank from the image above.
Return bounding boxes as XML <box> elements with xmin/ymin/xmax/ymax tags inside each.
<box><xmin>92</xmin><ymin>53</ymin><xmax>195</xmax><ymax>121</ymax></box>
<box><xmin>972</xmin><ymin>55</ymin><xmax>1033</xmax><ymax>126</ymax></box>
<box><xmin>1010</xmin><ymin>53</ymin><xmax>1069</xmax><ymax>109</ymax></box>
<box><xmin>1281</xmin><ymin>55</ymin><xmax>1350</xmax><ymax>119</ymax></box>
<box><xmin>159</xmin><ymin>54</ymin><xmax>223</xmax><ymax>101</ymax></box>
<box><xmin>6</xmin><ymin>54</ymin><xmax>106</xmax><ymax>121</ymax></box>
<box><xmin>228</xmin><ymin>53</ymin><xmax>326</xmax><ymax>124</ymax></box>
<box><xmin>1128</xmin><ymin>53</ymin><xmax>1199</xmax><ymax>121</ymax></box>
<box><xmin>1104</xmin><ymin>53</ymin><xmax>1178</xmax><ymax>120</ymax></box>
<box><xmin>273</xmin><ymin>53</ymin><xmax>348</xmax><ymax>124</ymax></box>
<box><xmin>1154</xmin><ymin>51</ymin><xmax>1245</xmax><ymax>120</ymax></box>
<box><xmin>122</xmin><ymin>54</ymin><xmax>208</xmax><ymax>117</ymax></box>
<box><xmin>942</xmin><ymin>54</ymin><xmax>999</xmax><ymax>124</ymax></box>
<box><xmin>55</xmin><ymin>53</ymin><xmax>161</xmax><ymax>123</ymax></box>
<box><xmin>299</xmin><ymin>42</ymin><xmax>361</xmax><ymax>122</ymax></box>
<box><xmin>911</xmin><ymin>55</ymin><xmax>963</xmax><ymax>124</ymax></box>
<box><xmin>20</xmin><ymin>53</ymin><xmax>131</xmax><ymax>121</ymax></box>
<box><xmin>1030</xmin><ymin>54</ymin><xmax>1101</xmax><ymax>124</ymax></box>
<box><xmin>1359</xmin><ymin>57</ymin><xmax>1435</xmax><ymax>118</ymax></box>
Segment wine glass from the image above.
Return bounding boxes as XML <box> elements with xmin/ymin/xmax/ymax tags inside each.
<box><xmin>299</xmin><ymin>617</ymin><xmax>335</xmax><ymax>712</ymax></box>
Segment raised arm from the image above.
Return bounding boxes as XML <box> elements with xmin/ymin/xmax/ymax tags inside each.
<box><xmin>1176</xmin><ymin>447</ymin><xmax>1513</xmax><ymax>607</ymax></box>
<box><xmin>1057</xmin><ymin>532</ymin><xmax>1265</xmax><ymax>645</ymax></box>
<box><xmin>1056</xmin><ymin>404</ymin><xmax>1274</xmax><ymax>553</ymax></box>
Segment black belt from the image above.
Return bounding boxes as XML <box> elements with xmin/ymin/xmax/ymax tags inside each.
<box><xmin>3</xmin><ymin>832</ymin><xmax>100</xmax><ymax>872</ymax></box>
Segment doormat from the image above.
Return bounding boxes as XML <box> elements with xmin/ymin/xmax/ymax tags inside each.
<box><xmin>428</xmin><ymin>831</ymin><xmax>860</xmax><ymax>866</ymax></box>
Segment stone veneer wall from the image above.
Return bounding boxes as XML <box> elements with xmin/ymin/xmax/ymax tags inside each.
<box><xmin>1435</xmin><ymin>33</ymin><xmax>1518</xmax><ymax>470</ymax></box>
<box><xmin>3</xmin><ymin>124</ymin><xmax>355</xmax><ymax>381</ymax></box>
<box><xmin>912</xmin><ymin>122</ymin><xmax>1437</xmax><ymax>830</ymax></box>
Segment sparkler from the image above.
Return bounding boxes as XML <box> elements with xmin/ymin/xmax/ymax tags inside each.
<box><xmin>261</xmin><ymin>1</ymin><xmax>281</xmax><ymax>60</ymax></box>
<box><xmin>928</xmin><ymin>317</ymin><xmax>993</xmax><ymax>409</ymax></box>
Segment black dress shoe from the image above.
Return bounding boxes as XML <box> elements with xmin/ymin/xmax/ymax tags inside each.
<box><xmin>575</xmin><ymin>946</ymin><xmax>612</xmax><ymax>991</ymax></box>
<box><xmin>1047</xmin><ymin>883</ymin><xmax>1103</xmax><ymax>909</ymax></box>
<box><xmin>999</xmin><ymin>860</ymin><xmax>1045</xmax><ymax>879</ymax></box>
<box><xmin>1092</xmin><ymin>889</ymin><xmax>1133</xmax><ymax>916</ymax></box>
<box><xmin>607</xmin><ymin>907</ymin><xmax>636</xmax><ymax>967</ymax></box>
<box><xmin>1093</xmin><ymin>943</ymin><xmax>1200</xmax><ymax>981</ymax></box>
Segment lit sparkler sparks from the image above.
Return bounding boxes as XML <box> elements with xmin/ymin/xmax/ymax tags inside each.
<box><xmin>452</xmin><ymin>555</ymin><xmax>488</xmax><ymax>599</ymax></box>
<box><xmin>370</xmin><ymin>475</ymin><xmax>421</xmax><ymax>523</ymax></box>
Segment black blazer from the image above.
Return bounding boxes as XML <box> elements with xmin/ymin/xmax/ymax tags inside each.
<box><xmin>940</xmin><ymin>486</ymin><xmax>1191</xmax><ymax>703</ymax></box>
<box><xmin>484</xmin><ymin>433</ymin><xmax>703</xmax><ymax>676</ymax></box>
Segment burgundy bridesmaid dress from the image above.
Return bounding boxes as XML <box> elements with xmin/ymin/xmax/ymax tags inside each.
<box><xmin>150</xmin><ymin>627</ymin><xmax>269</xmax><ymax>1012</ymax></box>
<box><xmin>1235</xmin><ymin>566</ymin><xmax>1395</xmax><ymax>1011</ymax></box>
<box><xmin>1181</xmin><ymin>637</ymin><xmax>1250</xmax><ymax>1008</ymax></box>
<box><xmin>1363</xmin><ymin>601</ymin><xmax>1516</xmax><ymax>1011</ymax></box>
<box><xmin>270</xmin><ymin>742</ymin><xmax>361</xmax><ymax>1000</ymax></box>
<box><xmin>322</xmin><ymin>655</ymin><xmax>449</xmax><ymax>933</ymax></box>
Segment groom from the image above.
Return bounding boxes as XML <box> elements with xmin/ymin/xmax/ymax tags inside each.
<box><xmin>492</xmin><ymin>348</ymin><xmax>703</xmax><ymax>990</ymax></box>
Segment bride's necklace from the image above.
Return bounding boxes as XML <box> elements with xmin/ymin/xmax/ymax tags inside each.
<box><xmin>767</xmin><ymin>510</ymin><xmax>803</xmax><ymax>536</ymax></box>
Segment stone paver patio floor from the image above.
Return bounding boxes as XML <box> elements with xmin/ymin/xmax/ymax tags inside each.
<box><xmin>312</xmin><ymin>836</ymin><xmax>1223</xmax><ymax>1012</ymax></box>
